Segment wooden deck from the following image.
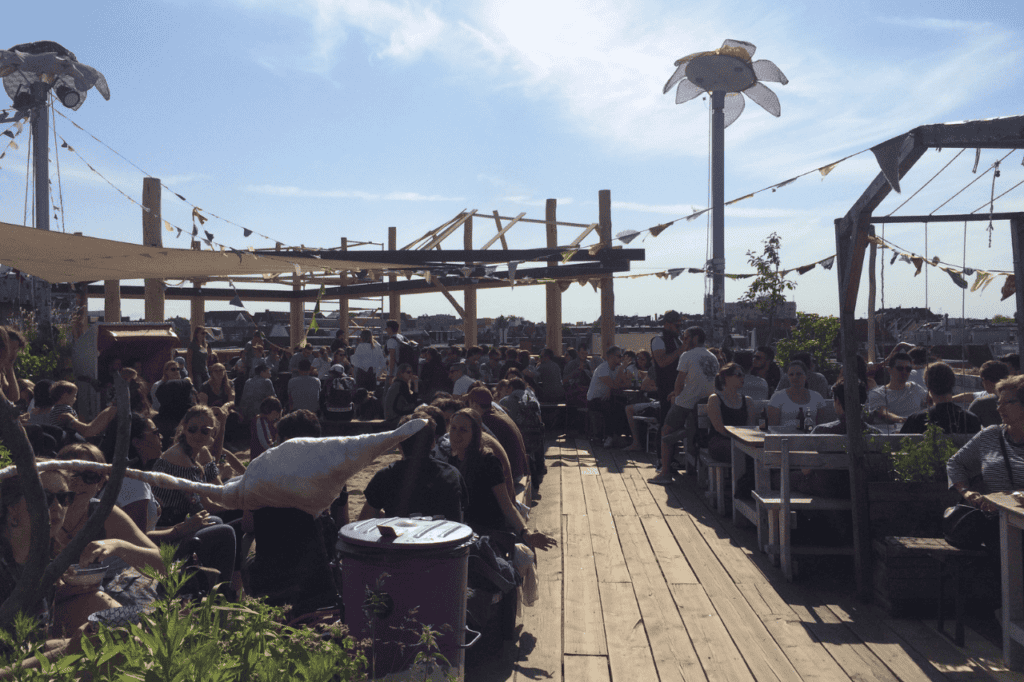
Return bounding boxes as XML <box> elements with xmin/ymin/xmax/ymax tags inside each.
<box><xmin>469</xmin><ymin>436</ymin><xmax>1024</xmax><ymax>682</ymax></box>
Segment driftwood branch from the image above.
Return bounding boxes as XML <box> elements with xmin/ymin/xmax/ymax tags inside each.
<box><xmin>0</xmin><ymin>374</ymin><xmax>132</xmax><ymax>627</ymax></box>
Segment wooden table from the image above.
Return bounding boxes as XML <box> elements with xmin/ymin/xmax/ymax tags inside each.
<box><xmin>985</xmin><ymin>491</ymin><xmax>1024</xmax><ymax>669</ymax></box>
<box><xmin>726</xmin><ymin>427</ymin><xmax>769</xmax><ymax>545</ymax></box>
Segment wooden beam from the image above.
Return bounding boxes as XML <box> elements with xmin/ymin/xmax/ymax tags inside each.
<box><xmin>339</xmin><ymin>237</ymin><xmax>349</xmax><ymax>343</ymax></box>
<box><xmin>485</xmin><ymin>211</ymin><xmax>526</xmax><ymax>250</ymax></box>
<box><xmin>545</xmin><ymin>199</ymin><xmax>562</xmax><ymax>353</ymax></box>
<box><xmin>142</xmin><ymin>177</ymin><xmax>164</xmax><ymax>322</ymax></box>
<box><xmin>103</xmin><ymin>280</ymin><xmax>120</xmax><ymax>323</ymax></box>
<box><xmin>569</xmin><ymin>223</ymin><xmax>600</xmax><ymax>248</ymax></box>
<box><xmin>431</xmin><ymin>278</ymin><xmax>466</xmax><ymax>318</ymax></box>
<box><xmin>914</xmin><ymin>114</ymin><xmax>1024</xmax><ymax>149</ymax></box>
<box><xmin>400</xmin><ymin>213</ymin><xmax>461</xmax><ymax>250</ymax></box>
<box><xmin>421</xmin><ymin>210</ymin><xmax>477</xmax><ymax>250</ymax></box>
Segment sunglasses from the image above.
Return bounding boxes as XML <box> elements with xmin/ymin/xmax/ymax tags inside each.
<box><xmin>168</xmin><ymin>368</ymin><xmax>181</xmax><ymax>373</ymax></box>
<box><xmin>894</xmin><ymin>365</ymin><xmax>913</xmax><ymax>372</ymax></box>
<box><xmin>72</xmin><ymin>471</ymin><xmax>103</xmax><ymax>485</ymax></box>
<box><xmin>187</xmin><ymin>425</ymin><xmax>215</xmax><ymax>436</ymax></box>
<box><xmin>45</xmin><ymin>490</ymin><xmax>75</xmax><ymax>508</ymax></box>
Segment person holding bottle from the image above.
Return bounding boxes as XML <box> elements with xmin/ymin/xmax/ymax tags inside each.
<box><xmin>766</xmin><ymin>360</ymin><xmax>828</xmax><ymax>431</ymax></box>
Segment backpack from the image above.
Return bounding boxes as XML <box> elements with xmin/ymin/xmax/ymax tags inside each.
<box><xmin>324</xmin><ymin>377</ymin><xmax>354</xmax><ymax>421</ymax></box>
<box><xmin>386</xmin><ymin>334</ymin><xmax>419</xmax><ymax>369</ymax></box>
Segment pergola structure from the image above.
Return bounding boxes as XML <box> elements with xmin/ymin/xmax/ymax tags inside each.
<box><xmin>3</xmin><ymin>187</ymin><xmax>643</xmax><ymax>354</ymax></box>
<box><xmin>832</xmin><ymin>114</ymin><xmax>1024</xmax><ymax>599</ymax></box>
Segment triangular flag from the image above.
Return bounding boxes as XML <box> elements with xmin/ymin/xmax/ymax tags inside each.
<box><xmin>164</xmin><ymin>221</ymin><xmax>173</xmax><ymax>232</ymax></box>
<box><xmin>561</xmin><ymin>251</ymin><xmax>575</xmax><ymax>263</ymax></box>
<box><xmin>588</xmin><ymin>244</ymin><xmax>603</xmax><ymax>256</ymax></box>
<box><xmin>650</xmin><ymin>222</ymin><xmax>671</xmax><ymax>236</ymax></box>
<box><xmin>725</xmin><ymin>193</ymin><xmax>754</xmax><ymax>206</ymax></box>
<box><xmin>243</xmin><ymin>228</ymin><xmax>253</xmax><ymax>237</ymax></box>
<box><xmin>911</xmin><ymin>257</ymin><xmax>924</xmax><ymax>275</ymax></box>
<box><xmin>590</xmin><ymin>280</ymin><xmax>600</xmax><ymax>292</ymax></box>
<box><xmin>870</xmin><ymin>133</ymin><xmax>912</xmax><ymax>193</ymax></box>
<box><xmin>797</xmin><ymin>264</ymin><xmax>816</xmax><ymax>275</ymax></box>
<box><xmin>192</xmin><ymin>207</ymin><xmax>207</xmax><ymax>225</ymax></box>
<box><xmin>229</xmin><ymin>294</ymin><xmax>244</xmax><ymax>308</ymax></box>
<box><xmin>557</xmin><ymin>281</ymin><xmax>571</xmax><ymax>293</ymax></box>
<box><xmin>688</xmin><ymin>268</ymin><xmax>703</xmax><ymax>274</ymax></box>
<box><xmin>945</xmin><ymin>269</ymin><xmax>968</xmax><ymax>289</ymax></box>
<box><xmin>971</xmin><ymin>271</ymin><xmax>994</xmax><ymax>293</ymax></box>
<box><xmin>818</xmin><ymin>162</ymin><xmax>839</xmax><ymax>177</ymax></box>
<box><xmin>820</xmin><ymin>256</ymin><xmax>835</xmax><ymax>270</ymax></box>
<box><xmin>1001</xmin><ymin>275</ymin><xmax>1015</xmax><ymax>301</ymax></box>
<box><xmin>616</xmin><ymin>230</ymin><xmax>640</xmax><ymax>244</ymax></box>
<box><xmin>668</xmin><ymin>268</ymin><xmax>684</xmax><ymax>280</ymax></box>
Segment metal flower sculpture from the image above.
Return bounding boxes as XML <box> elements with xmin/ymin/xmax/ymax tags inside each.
<box><xmin>662</xmin><ymin>39</ymin><xmax>788</xmax><ymax>345</ymax></box>
<box><xmin>663</xmin><ymin>39</ymin><xmax>787</xmax><ymax>128</ymax></box>
<box><xmin>0</xmin><ymin>40</ymin><xmax>109</xmax><ymax>111</ymax></box>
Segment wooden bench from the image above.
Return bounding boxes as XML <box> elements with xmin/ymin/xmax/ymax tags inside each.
<box><xmin>755</xmin><ymin>433</ymin><xmax>919</xmax><ymax>581</ymax></box>
<box><xmin>878</xmin><ymin>536</ymin><xmax>986</xmax><ymax>646</ymax></box>
<box><xmin>699</xmin><ymin>452</ymin><xmax>731</xmax><ymax>516</ymax></box>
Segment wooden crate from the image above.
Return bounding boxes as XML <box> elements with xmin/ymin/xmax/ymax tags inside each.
<box><xmin>872</xmin><ymin>536</ymin><xmax>943</xmax><ymax>616</ymax></box>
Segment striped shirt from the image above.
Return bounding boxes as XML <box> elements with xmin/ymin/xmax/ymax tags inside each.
<box><xmin>151</xmin><ymin>458</ymin><xmax>220</xmax><ymax>526</ymax></box>
<box><xmin>946</xmin><ymin>425</ymin><xmax>1024</xmax><ymax>493</ymax></box>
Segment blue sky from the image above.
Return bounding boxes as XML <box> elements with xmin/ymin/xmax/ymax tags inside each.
<box><xmin>1</xmin><ymin>0</ymin><xmax>1022</xmax><ymax>325</ymax></box>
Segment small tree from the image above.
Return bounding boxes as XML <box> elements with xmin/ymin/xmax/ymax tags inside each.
<box><xmin>741</xmin><ymin>232</ymin><xmax>795</xmax><ymax>345</ymax></box>
<box><xmin>776</xmin><ymin>312</ymin><xmax>841</xmax><ymax>375</ymax></box>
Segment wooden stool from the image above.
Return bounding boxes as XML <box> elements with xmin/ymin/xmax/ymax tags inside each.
<box><xmin>882</xmin><ymin>536</ymin><xmax>986</xmax><ymax>647</ymax></box>
<box><xmin>699</xmin><ymin>452</ymin><xmax>731</xmax><ymax>516</ymax></box>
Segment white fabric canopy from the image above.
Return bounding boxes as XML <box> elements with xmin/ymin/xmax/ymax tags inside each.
<box><xmin>0</xmin><ymin>221</ymin><xmax>411</xmax><ymax>283</ymax></box>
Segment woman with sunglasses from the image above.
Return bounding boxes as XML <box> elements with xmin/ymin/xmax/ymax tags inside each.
<box><xmin>767</xmin><ymin>360</ymin><xmax>829</xmax><ymax>431</ymax></box>
<box><xmin>55</xmin><ymin>444</ymin><xmax>164</xmax><ymax>610</ymax></box>
<box><xmin>0</xmin><ymin>465</ymin><xmax>119</xmax><ymax>638</ymax></box>
<box><xmin>706</xmin><ymin>363</ymin><xmax>756</xmax><ymax>463</ymax></box>
<box><xmin>198</xmin><ymin>363</ymin><xmax>234</xmax><ymax>409</ymax></box>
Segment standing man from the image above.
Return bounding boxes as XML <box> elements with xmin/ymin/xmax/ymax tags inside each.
<box><xmin>384</xmin><ymin>320</ymin><xmax>405</xmax><ymax>385</ymax></box>
<box><xmin>586</xmin><ymin>345</ymin><xmax>631</xmax><ymax>447</ymax></box>
<box><xmin>651</xmin><ymin>311</ymin><xmax>686</xmax><ymax>421</ymax></box>
<box><xmin>650</xmin><ymin>326</ymin><xmax>719</xmax><ymax>484</ymax></box>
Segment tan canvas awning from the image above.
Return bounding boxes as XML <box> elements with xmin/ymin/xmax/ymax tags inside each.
<box><xmin>0</xmin><ymin>221</ymin><xmax>412</xmax><ymax>283</ymax></box>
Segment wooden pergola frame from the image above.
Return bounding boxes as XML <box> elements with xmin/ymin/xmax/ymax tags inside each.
<box><xmin>833</xmin><ymin>114</ymin><xmax>1024</xmax><ymax>600</ymax></box>
<box><xmin>103</xmin><ymin>189</ymin><xmax>636</xmax><ymax>353</ymax></box>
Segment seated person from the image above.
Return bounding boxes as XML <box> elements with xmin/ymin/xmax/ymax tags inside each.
<box><xmin>967</xmin><ymin>361</ymin><xmax>1012</xmax><ymax>427</ymax></box>
<box><xmin>47</xmin><ymin>381</ymin><xmax>118</xmax><ymax>441</ymax></box>
<box><xmin>625</xmin><ymin>373</ymin><xmax>661</xmax><ymax>453</ymax></box>
<box><xmin>733</xmin><ymin>350</ymin><xmax>769</xmax><ymax>401</ymax></box>
<box><xmin>953</xmin><ymin>359</ymin><xmax>1009</xmax><ymax>405</ymax></box>
<box><xmin>705</xmin><ymin>363</ymin><xmax>756</xmax><ymax>463</ymax></box>
<box><xmin>0</xmin><ymin>465</ymin><xmax>120</xmax><ymax>641</ymax></box>
<box><xmin>154</xmin><ymin>366</ymin><xmax>198</xmax><ymax>448</ymax></box>
<box><xmin>767</xmin><ymin>361</ymin><xmax>829</xmax><ymax>430</ymax></box>
<box><xmin>447</xmin><ymin>408</ymin><xmax>556</xmax><ymax>553</ymax></box>
<box><xmin>449</xmin><ymin>362</ymin><xmax>474</xmax><ymax>397</ymax></box>
<box><xmin>359</xmin><ymin>413</ymin><xmax>467</xmax><ymax>522</ymax></box>
<box><xmin>901</xmin><ymin>362</ymin><xmax>982</xmax><ymax>435</ymax></box>
<box><xmin>245</xmin><ymin>410</ymin><xmax>341</xmax><ymax>613</ymax></box>
<box><xmin>498</xmin><ymin>377</ymin><xmax>547</xmax><ymax>486</ymax></box>
<box><xmin>353</xmin><ymin>387</ymin><xmax>385</xmax><ymax>420</ymax></box>
<box><xmin>585</xmin><ymin>345</ymin><xmax>631</xmax><ymax>446</ymax></box>
<box><xmin>866</xmin><ymin>352</ymin><xmax>928</xmax><ymax>431</ymax></box>
<box><xmin>466</xmin><ymin>387</ymin><xmax>529</xmax><ymax>486</ymax></box>
<box><xmin>250</xmin><ymin>396</ymin><xmax>281</xmax><ymax>460</ymax></box>
<box><xmin>812</xmin><ymin>379</ymin><xmax>879</xmax><ymax>436</ymax></box>
<box><xmin>774</xmin><ymin>351</ymin><xmax>831</xmax><ymax>398</ymax></box>
<box><xmin>287</xmin><ymin>358</ymin><xmax>321</xmax><ymax>414</ymax></box>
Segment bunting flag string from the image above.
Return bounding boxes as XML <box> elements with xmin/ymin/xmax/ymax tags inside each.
<box><xmin>0</xmin><ymin>114</ymin><xmax>26</xmax><ymax>162</ymax></box>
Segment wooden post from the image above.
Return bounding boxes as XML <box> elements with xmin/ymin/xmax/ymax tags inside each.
<box><xmin>545</xmin><ymin>199</ymin><xmax>562</xmax><ymax>354</ymax></box>
<box><xmin>339</xmin><ymin>238</ymin><xmax>350</xmax><ymax>345</ymax></box>
<box><xmin>598</xmin><ymin>190</ymin><xmax>615</xmax><ymax>357</ymax></box>
<box><xmin>464</xmin><ymin>216</ymin><xmax>477</xmax><ymax>346</ymax></box>
<box><xmin>290</xmin><ymin>279</ymin><xmax>304</xmax><ymax>351</ymax></box>
<box><xmin>103</xmin><ymin>280</ymin><xmax>120</xmax><ymax>323</ymax></box>
<box><xmin>388</xmin><ymin>226</ymin><xmax>400</xmax><ymax>322</ymax></box>
<box><xmin>1011</xmin><ymin>216</ymin><xmax>1024</xmax><ymax>361</ymax></box>
<box><xmin>142</xmin><ymin>178</ymin><xmax>164</xmax><ymax>322</ymax></box>
<box><xmin>835</xmin><ymin>215</ymin><xmax>872</xmax><ymax>602</ymax></box>
<box><xmin>190</xmin><ymin>240</ymin><xmax>205</xmax><ymax>332</ymax></box>
<box><xmin>867</xmin><ymin>236</ymin><xmax>877</xmax><ymax>362</ymax></box>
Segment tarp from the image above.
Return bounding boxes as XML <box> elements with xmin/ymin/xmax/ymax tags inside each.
<box><xmin>0</xmin><ymin>221</ymin><xmax>412</xmax><ymax>283</ymax></box>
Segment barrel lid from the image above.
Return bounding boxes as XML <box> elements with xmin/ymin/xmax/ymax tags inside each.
<box><xmin>339</xmin><ymin>517</ymin><xmax>473</xmax><ymax>549</ymax></box>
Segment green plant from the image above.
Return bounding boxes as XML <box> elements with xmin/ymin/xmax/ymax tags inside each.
<box><xmin>9</xmin><ymin>311</ymin><xmax>72</xmax><ymax>381</ymax></box>
<box><xmin>0</xmin><ymin>444</ymin><xmax>11</xmax><ymax>469</ymax></box>
<box><xmin>0</xmin><ymin>545</ymin><xmax>368</xmax><ymax>681</ymax></box>
<box><xmin>776</xmin><ymin>312</ymin><xmax>841</xmax><ymax>374</ymax></box>
<box><xmin>888</xmin><ymin>422</ymin><xmax>958</xmax><ymax>483</ymax></box>
<box><xmin>741</xmin><ymin>232</ymin><xmax>795</xmax><ymax>346</ymax></box>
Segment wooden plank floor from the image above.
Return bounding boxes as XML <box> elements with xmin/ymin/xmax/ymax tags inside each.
<box><xmin>488</xmin><ymin>436</ymin><xmax>1024</xmax><ymax>682</ymax></box>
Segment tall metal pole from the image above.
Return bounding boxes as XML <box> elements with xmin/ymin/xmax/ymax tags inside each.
<box><xmin>30</xmin><ymin>82</ymin><xmax>49</xmax><ymax>232</ymax></box>
<box><xmin>710</xmin><ymin>90</ymin><xmax>726</xmax><ymax>344</ymax></box>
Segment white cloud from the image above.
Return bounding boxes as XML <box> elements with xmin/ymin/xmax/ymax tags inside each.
<box><xmin>244</xmin><ymin>183</ymin><xmax>463</xmax><ymax>201</ymax></box>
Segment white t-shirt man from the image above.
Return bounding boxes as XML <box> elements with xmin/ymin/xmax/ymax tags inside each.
<box><xmin>587</xmin><ymin>362</ymin><xmax>618</xmax><ymax>401</ymax></box>
<box><xmin>674</xmin><ymin>346</ymin><xmax>719</xmax><ymax>409</ymax></box>
<box><xmin>867</xmin><ymin>382</ymin><xmax>928</xmax><ymax>420</ymax></box>
<box><xmin>384</xmin><ymin>334</ymin><xmax>405</xmax><ymax>378</ymax></box>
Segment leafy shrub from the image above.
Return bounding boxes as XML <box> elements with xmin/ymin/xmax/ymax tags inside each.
<box><xmin>889</xmin><ymin>422</ymin><xmax>958</xmax><ymax>483</ymax></box>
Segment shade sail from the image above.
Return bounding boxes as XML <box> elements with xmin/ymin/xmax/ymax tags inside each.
<box><xmin>0</xmin><ymin>222</ymin><xmax>412</xmax><ymax>283</ymax></box>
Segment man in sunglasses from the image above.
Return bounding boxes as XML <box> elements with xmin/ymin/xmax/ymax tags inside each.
<box><xmin>449</xmin><ymin>362</ymin><xmax>473</xmax><ymax>397</ymax></box>
<box><xmin>866</xmin><ymin>352</ymin><xmax>928</xmax><ymax>432</ymax></box>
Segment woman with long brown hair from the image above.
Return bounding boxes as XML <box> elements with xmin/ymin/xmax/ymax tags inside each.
<box><xmin>447</xmin><ymin>408</ymin><xmax>556</xmax><ymax>552</ymax></box>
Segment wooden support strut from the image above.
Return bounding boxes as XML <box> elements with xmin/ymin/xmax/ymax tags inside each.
<box><xmin>421</xmin><ymin>210</ymin><xmax>478</xmax><ymax>250</ymax></box>
<box><xmin>485</xmin><ymin>211</ymin><xmax>526</xmax><ymax>250</ymax></box>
